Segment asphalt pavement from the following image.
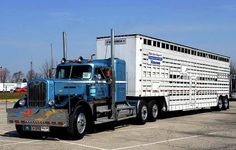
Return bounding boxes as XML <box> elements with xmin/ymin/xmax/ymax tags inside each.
<box><xmin>0</xmin><ymin>101</ymin><xmax>236</xmax><ymax>150</ymax></box>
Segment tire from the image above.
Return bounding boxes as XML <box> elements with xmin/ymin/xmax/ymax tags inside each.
<box><xmin>147</xmin><ymin>100</ymin><xmax>158</xmax><ymax>122</ymax></box>
<box><xmin>67</xmin><ymin>106</ymin><xmax>88</xmax><ymax>139</ymax></box>
<box><xmin>159</xmin><ymin>102</ymin><xmax>167</xmax><ymax>117</ymax></box>
<box><xmin>222</xmin><ymin>97</ymin><xmax>229</xmax><ymax>110</ymax></box>
<box><xmin>16</xmin><ymin>125</ymin><xmax>26</xmax><ymax>137</ymax></box>
<box><xmin>216</xmin><ymin>98</ymin><xmax>223</xmax><ymax>111</ymax></box>
<box><xmin>136</xmin><ymin>100</ymin><xmax>148</xmax><ymax>125</ymax></box>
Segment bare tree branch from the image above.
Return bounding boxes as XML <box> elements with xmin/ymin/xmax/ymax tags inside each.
<box><xmin>41</xmin><ymin>61</ymin><xmax>55</xmax><ymax>78</ymax></box>
<box><xmin>12</xmin><ymin>71</ymin><xmax>24</xmax><ymax>82</ymax></box>
<box><xmin>0</xmin><ymin>67</ymin><xmax>10</xmax><ymax>83</ymax></box>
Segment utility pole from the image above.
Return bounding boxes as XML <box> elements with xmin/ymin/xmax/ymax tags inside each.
<box><xmin>50</xmin><ymin>43</ymin><xmax>54</xmax><ymax>78</ymax></box>
<box><xmin>30</xmin><ymin>61</ymin><xmax>33</xmax><ymax>80</ymax></box>
<box><xmin>0</xmin><ymin>66</ymin><xmax>2</xmax><ymax>83</ymax></box>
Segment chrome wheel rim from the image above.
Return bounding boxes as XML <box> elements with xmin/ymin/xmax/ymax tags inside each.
<box><xmin>141</xmin><ymin>105</ymin><xmax>148</xmax><ymax>121</ymax></box>
<box><xmin>77</xmin><ymin>113</ymin><xmax>86</xmax><ymax>134</ymax></box>
<box><xmin>224</xmin><ymin>99</ymin><xmax>228</xmax><ymax>108</ymax></box>
<box><xmin>162</xmin><ymin>104</ymin><xmax>167</xmax><ymax>112</ymax></box>
<box><xmin>219</xmin><ymin>99</ymin><xmax>223</xmax><ymax>109</ymax></box>
<box><xmin>152</xmin><ymin>104</ymin><xmax>158</xmax><ymax>118</ymax></box>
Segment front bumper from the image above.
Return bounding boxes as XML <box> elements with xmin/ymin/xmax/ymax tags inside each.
<box><xmin>7</xmin><ymin>108</ymin><xmax>69</xmax><ymax>127</ymax></box>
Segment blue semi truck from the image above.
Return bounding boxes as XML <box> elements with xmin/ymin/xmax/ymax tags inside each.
<box><xmin>7</xmin><ymin>30</ymin><xmax>229</xmax><ymax>139</ymax></box>
<box><xmin>7</xmin><ymin>30</ymin><xmax>153</xmax><ymax>139</ymax></box>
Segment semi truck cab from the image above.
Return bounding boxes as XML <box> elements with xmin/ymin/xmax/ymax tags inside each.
<box><xmin>7</xmin><ymin>57</ymin><xmax>141</xmax><ymax>139</ymax></box>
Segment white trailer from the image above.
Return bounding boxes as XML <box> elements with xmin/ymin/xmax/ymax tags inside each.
<box><xmin>96</xmin><ymin>34</ymin><xmax>230</xmax><ymax>112</ymax></box>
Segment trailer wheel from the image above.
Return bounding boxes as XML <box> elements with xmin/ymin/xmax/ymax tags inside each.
<box><xmin>159</xmin><ymin>101</ymin><xmax>167</xmax><ymax>117</ymax></box>
<box><xmin>148</xmin><ymin>100</ymin><xmax>158</xmax><ymax>122</ymax></box>
<box><xmin>222</xmin><ymin>97</ymin><xmax>229</xmax><ymax>110</ymax></box>
<box><xmin>136</xmin><ymin>100</ymin><xmax>148</xmax><ymax>125</ymax></box>
<box><xmin>216</xmin><ymin>98</ymin><xmax>223</xmax><ymax>111</ymax></box>
<box><xmin>67</xmin><ymin>106</ymin><xmax>88</xmax><ymax>139</ymax></box>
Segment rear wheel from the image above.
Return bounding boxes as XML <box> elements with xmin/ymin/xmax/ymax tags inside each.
<box><xmin>222</xmin><ymin>97</ymin><xmax>229</xmax><ymax>110</ymax></box>
<box><xmin>136</xmin><ymin>100</ymin><xmax>148</xmax><ymax>125</ymax></box>
<box><xmin>148</xmin><ymin>100</ymin><xmax>158</xmax><ymax>122</ymax></box>
<box><xmin>159</xmin><ymin>102</ymin><xmax>167</xmax><ymax>117</ymax></box>
<box><xmin>67</xmin><ymin>106</ymin><xmax>88</xmax><ymax>139</ymax></box>
<box><xmin>215</xmin><ymin>98</ymin><xmax>223</xmax><ymax>111</ymax></box>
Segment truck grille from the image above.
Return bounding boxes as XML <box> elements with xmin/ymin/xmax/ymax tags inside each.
<box><xmin>28</xmin><ymin>81</ymin><xmax>47</xmax><ymax>107</ymax></box>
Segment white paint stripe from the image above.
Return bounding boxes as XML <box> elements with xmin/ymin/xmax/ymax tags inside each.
<box><xmin>115</xmin><ymin>81</ymin><xmax>126</xmax><ymax>83</ymax></box>
<box><xmin>112</xmin><ymin>131</ymin><xmax>219</xmax><ymax>150</ymax></box>
<box><xmin>0</xmin><ymin>139</ymin><xmax>26</xmax><ymax>143</ymax></box>
<box><xmin>1</xmin><ymin>140</ymin><xmax>40</xmax><ymax>146</ymax></box>
<box><xmin>0</xmin><ymin>129</ymin><xmax>8</xmax><ymax>134</ymax></box>
<box><xmin>0</xmin><ymin>129</ymin><xmax>8</xmax><ymax>132</ymax></box>
<box><xmin>61</xmin><ymin>140</ymin><xmax>108</xmax><ymax>150</ymax></box>
<box><xmin>55</xmin><ymin>80</ymin><xmax>126</xmax><ymax>84</ymax></box>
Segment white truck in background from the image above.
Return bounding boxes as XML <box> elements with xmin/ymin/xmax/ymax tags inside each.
<box><xmin>0</xmin><ymin>83</ymin><xmax>17</xmax><ymax>92</ymax></box>
<box><xmin>0</xmin><ymin>82</ymin><xmax>27</xmax><ymax>92</ymax></box>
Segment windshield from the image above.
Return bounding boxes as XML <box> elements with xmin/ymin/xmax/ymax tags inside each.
<box><xmin>56</xmin><ymin>65</ymin><xmax>92</xmax><ymax>79</ymax></box>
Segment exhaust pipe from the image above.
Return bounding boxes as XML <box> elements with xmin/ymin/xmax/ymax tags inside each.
<box><xmin>62</xmin><ymin>32</ymin><xmax>67</xmax><ymax>60</ymax></box>
<box><xmin>111</xmin><ymin>29</ymin><xmax>117</xmax><ymax>120</ymax></box>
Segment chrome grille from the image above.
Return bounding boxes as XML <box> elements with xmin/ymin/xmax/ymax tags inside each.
<box><xmin>28</xmin><ymin>81</ymin><xmax>47</xmax><ymax>107</ymax></box>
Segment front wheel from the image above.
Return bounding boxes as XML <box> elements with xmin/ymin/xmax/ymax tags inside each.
<box><xmin>213</xmin><ymin>98</ymin><xmax>223</xmax><ymax>111</ymax></box>
<box><xmin>16</xmin><ymin>125</ymin><xmax>26</xmax><ymax>137</ymax></box>
<box><xmin>67</xmin><ymin>106</ymin><xmax>88</xmax><ymax>139</ymax></box>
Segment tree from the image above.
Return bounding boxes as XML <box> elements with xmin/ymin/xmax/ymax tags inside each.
<box><xmin>230</xmin><ymin>61</ymin><xmax>236</xmax><ymax>75</ymax></box>
<box><xmin>12</xmin><ymin>71</ymin><xmax>24</xmax><ymax>83</ymax></box>
<box><xmin>40</xmin><ymin>43</ymin><xmax>56</xmax><ymax>78</ymax></box>
<box><xmin>26</xmin><ymin>69</ymin><xmax>36</xmax><ymax>80</ymax></box>
<box><xmin>0</xmin><ymin>67</ymin><xmax>10</xmax><ymax>83</ymax></box>
<box><xmin>26</xmin><ymin>61</ymin><xmax>40</xmax><ymax>80</ymax></box>
<box><xmin>41</xmin><ymin>61</ymin><xmax>55</xmax><ymax>78</ymax></box>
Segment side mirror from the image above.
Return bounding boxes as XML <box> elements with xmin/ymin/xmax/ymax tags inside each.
<box><xmin>95</xmin><ymin>74</ymin><xmax>102</xmax><ymax>80</ymax></box>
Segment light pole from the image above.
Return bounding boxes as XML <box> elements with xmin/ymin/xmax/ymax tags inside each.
<box><xmin>0</xmin><ymin>66</ymin><xmax>2</xmax><ymax>83</ymax></box>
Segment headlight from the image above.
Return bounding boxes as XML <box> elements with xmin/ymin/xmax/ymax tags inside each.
<box><xmin>19</xmin><ymin>99</ymin><xmax>26</xmax><ymax>106</ymax></box>
<box><xmin>48</xmin><ymin>99</ymin><xmax>55</xmax><ymax>106</ymax></box>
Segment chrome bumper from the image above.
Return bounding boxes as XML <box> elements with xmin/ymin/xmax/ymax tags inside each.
<box><xmin>7</xmin><ymin>108</ymin><xmax>69</xmax><ymax>127</ymax></box>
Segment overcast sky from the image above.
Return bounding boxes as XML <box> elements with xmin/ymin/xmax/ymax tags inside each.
<box><xmin>0</xmin><ymin>0</ymin><xmax>235</xmax><ymax>75</ymax></box>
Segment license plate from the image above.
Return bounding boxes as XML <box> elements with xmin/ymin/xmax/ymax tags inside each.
<box><xmin>24</xmin><ymin>125</ymin><xmax>50</xmax><ymax>132</ymax></box>
<box><xmin>41</xmin><ymin>126</ymin><xmax>50</xmax><ymax>132</ymax></box>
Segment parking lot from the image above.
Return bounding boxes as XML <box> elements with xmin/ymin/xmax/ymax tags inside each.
<box><xmin>0</xmin><ymin>101</ymin><xmax>236</xmax><ymax>150</ymax></box>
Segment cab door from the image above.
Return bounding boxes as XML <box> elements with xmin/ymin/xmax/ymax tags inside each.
<box><xmin>94</xmin><ymin>68</ymin><xmax>109</xmax><ymax>99</ymax></box>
